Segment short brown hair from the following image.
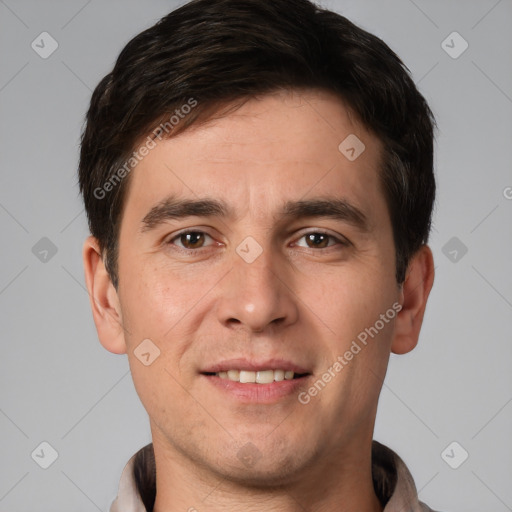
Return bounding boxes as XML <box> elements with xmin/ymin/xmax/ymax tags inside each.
<box><xmin>79</xmin><ymin>0</ymin><xmax>436</xmax><ymax>289</ymax></box>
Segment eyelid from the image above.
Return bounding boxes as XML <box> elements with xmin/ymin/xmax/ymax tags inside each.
<box><xmin>291</xmin><ymin>228</ymin><xmax>351</xmax><ymax>248</ymax></box>
<box><xmin>166</xmin><ymin>228</ymin><xmax>217</xmax><ymax>250</ymax></box>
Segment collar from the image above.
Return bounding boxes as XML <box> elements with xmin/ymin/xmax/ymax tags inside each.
<box><xmin>110</xmin><ymin>440</ymin><xmax>435</xmax><ymax>512</ymax></box>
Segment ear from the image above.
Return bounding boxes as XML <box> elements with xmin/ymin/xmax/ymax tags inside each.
<box><xmin>391</xmin><ymin>244</ymin><xmax>435</xmax><ymax>355</ymax></box>
<box><xmin>82</xmin><ymin>236</ymin><xmax>127</xmax><ymax>354</ymax></box>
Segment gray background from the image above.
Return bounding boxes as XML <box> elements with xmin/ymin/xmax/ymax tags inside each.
<box><xmin>0</xmin><ymin>0</ymin><xmax>511</xmax><ymax>510</ymax></box>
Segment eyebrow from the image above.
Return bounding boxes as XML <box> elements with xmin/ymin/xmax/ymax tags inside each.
<box><xmin>140</xmin><ymin>196</ymin><xmax>233</xmax><ymax>233</ymax></box>
<box><xmin>139</xmin><ymin>195</ymin><xmax>370</xmax><ymax>233</ymax></box>
<box><xmin>282</xmin><ymin>198</ymin><xmax>370</xmax><ymax>233</ymax></box>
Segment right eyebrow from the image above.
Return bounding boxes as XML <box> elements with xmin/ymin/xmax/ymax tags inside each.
<box><xmin>139</xmin><ymin>195</ymin><xmax>234</xmax><ymax>233</ymax></box>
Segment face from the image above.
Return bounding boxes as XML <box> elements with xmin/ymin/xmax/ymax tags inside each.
<box><xmin>107</xmin><ymin>89</ymin><xmax>404</xmax><ymax>484</ymax></box>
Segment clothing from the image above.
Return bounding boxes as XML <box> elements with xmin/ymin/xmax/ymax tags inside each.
<box><xmin>110</xmin><ymin>440</ymin><xmax>439</xmax><ymax>512</ymax></box>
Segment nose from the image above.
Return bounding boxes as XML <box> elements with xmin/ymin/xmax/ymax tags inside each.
<box><xmin>215</xmin><ymin>244</ymin><xmax>299</xmax><ymax>333</ymax></box>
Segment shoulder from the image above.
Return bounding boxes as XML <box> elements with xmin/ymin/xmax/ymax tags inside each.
<box><xmin>110</xmin><ymin>453</ymin><xmax>147</xmax><ymax>512</ymax></box>
<box><xmin>372</xmin><ymin>440</ymin><xmax>445</xmax><ymax>512</ymax></box>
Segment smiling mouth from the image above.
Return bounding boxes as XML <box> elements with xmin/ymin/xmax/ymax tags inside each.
<box><xmin>202</xmin><ymin>370</ymin><xmax>310</xmax><ymax>384</ymax></box>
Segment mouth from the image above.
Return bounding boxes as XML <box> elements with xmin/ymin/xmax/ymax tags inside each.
<box><xmin>202</xmin><ymin>369</ymin><xmax>310</xmax><ymax>383</ymax></box>
<box><xmin>200</xmin><ymin>359</ymin><xmax>312</xmax><ymax>403</ymax></box>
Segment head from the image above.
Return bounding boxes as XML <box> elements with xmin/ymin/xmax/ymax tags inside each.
<box><xmin>80</xmin><ymin>0</ymin><xmax>435</xmax><ymax>505</ymax></box>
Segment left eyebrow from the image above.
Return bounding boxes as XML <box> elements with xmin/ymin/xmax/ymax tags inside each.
<box><xmin>281</xmin><ymin>197</ymin><xmax>371</xmax><ymax>233</ymax></box>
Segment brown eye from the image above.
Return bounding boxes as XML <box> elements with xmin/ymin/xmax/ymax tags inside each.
<box><xmin>294</xmin><ymin>231</ymin><xmax>349</xmax><ymax>250</ymax></box>
<box><xmin>304</xmin><ymin>233</ymin><xmax>330</xmax><ymax>248</ymax></box>
<box><xmin>171</xmin><ymin>231</ymin><xmax>213</xmax><ymax>249</ymax></box>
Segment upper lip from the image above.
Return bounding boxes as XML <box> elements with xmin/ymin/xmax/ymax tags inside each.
<box><xmin>201</xmin><ymin>358</ymin><xmax>311</xmax><ymax>374</ymax></box>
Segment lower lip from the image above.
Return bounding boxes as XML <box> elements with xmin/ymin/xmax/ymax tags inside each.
<box><xmin>201</xmin><ymin>374</ymin><xmax>311</xmax><ymax>403</ymax></box>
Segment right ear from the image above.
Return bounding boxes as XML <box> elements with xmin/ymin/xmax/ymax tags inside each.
<box><xmin>82</xmin><ymin>236</ymin><xmax>127</xmax><ymax>354</ymax></box>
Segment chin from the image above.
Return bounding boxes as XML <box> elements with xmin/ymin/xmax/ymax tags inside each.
<box><xmin>212</xmin><ymin>447</ymin><xmax>313</xmax><ymax>488</ymax></box>
<box><xmin>221</xmin><ymin>465</ymin><xmax>301</xmax><ymax>488</ymax></box>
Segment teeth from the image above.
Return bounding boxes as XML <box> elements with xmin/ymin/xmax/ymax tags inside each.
<box><xmin>256</xmin><ymin>370</ymin><xmax>274</xmax><ymax>384</ymax></box>
<box><xmin>214</xmin><ymin>369</ymin><xmax>299</xmax><ymax>383</ymax></box>
<box><xmin>274</xmin><ymin>369</ymin><xmax>285</xmax><ymax>381</ymax></box>
<box><xmin>227</xmin><ymin>370</ymin><xmax>240</xmax><ymax>380</ymax></box>
<box><xmin>240</xmin><ymin>370</ymin><xmax>256</xmax><ymax>383</ymax></box>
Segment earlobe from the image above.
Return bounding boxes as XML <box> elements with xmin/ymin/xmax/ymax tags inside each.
<box><xmin>82</xmin><ymin>236</ymin><xmax>127</xmax><ymax>354</ymax></box>
<box><xmin>391</xmin><ymin>245</ymin><xmax>435</xmax><ymax>355</ymax></box>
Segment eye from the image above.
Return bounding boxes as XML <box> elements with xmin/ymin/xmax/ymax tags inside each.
<box><xmin>169</xmin><ymin>231</ymin><xmax>215</xmax><ymax>250</ymax></box>
<box><xmin>294</xmin><ymin>231</ymin><xmax>348</xmax><ymax>249</ymax></box>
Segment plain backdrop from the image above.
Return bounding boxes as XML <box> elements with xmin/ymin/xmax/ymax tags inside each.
<box><xmin>0</xmin><ymin>0</ymin><xmax>511</xmax><ymax>510</ymax></box>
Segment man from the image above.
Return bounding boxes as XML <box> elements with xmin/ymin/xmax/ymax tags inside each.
<box><xmin>79</xmin><ymin>0</ymin><xmax>440</xmax><ymax>510</ymax></box>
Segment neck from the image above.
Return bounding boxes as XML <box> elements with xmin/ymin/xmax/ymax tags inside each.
<box><xmin>151</xmin><ymin>429</ymin><xmax>383</xmax><ymax>512</ymax></box>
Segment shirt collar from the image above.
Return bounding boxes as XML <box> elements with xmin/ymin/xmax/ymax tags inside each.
<box><xmin>110</xmin><ymin>440</ymin><xmax>434</xmax><ymax>512</ymax></box>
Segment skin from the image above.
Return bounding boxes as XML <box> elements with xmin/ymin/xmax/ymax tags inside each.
<box><xmin>83</xmin><ymin>88</ymin><xmax>434</xmax><ymax>512</ymax></box>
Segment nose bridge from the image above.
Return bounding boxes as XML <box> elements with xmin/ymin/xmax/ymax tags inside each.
<box><xmin>216</xmin><ymin>238</ymin><xmax>298</xmax><ymax>332</ymax></box>
<box><xmin>238</xmin><ymin>246</ymin><xmax>279</xmax><ymax>296</ymax></box>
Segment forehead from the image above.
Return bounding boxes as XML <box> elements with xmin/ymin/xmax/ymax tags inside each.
<box><xmin>121</xmin><ymin>89</ymin><xmax>386</xmax><ymax>227</ymax></box>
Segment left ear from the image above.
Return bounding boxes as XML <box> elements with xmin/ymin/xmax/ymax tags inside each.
<box><xmin>391</xmin><ymin>244</ymin><xmax>435</xmax><ymax>355</ymax></box>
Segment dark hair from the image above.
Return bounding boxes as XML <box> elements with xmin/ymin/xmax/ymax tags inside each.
<box><xmin>79</xmin><ymin>0</ymin><xmax>436</xmax><ymax>290</ymax></box>
<box><xmin>79</xmin><ymin>0</ymin><xmax>436</xmax><ymax>506</ymax></box>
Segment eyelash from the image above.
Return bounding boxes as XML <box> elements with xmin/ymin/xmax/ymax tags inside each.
<box><xmin>166</xmin><ymin>229</ymin><xmax>350</xmax><ymax>252</ymax></box>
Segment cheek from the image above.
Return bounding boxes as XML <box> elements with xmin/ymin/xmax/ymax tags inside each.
<box><xmin>121</xmin><ymin>273</ymin><xmax>198</xmax><ymax>421</ymax></box>
<box><xmin>128</xmin><ymin>360</ymin><xmax>198</xmax><ymax>443</ymax></box>
<box><xmin>320</xmin><ymin>264</ymin><xmax>396</xmax><ymax>330</ymax></box>
<box><xmin>120</xmin><ymin>260</ymin><xmax>194</xmax><ymax>340</ymax></box>
<box><xmin>119</xmin><ymin>260</ymin><xmax>219</xmax><ymax>384</ymax></box>
<box><xmin>314</xmin><ymin>266</ymin><xmax>399</xmax><ymax>387</ymax></box>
